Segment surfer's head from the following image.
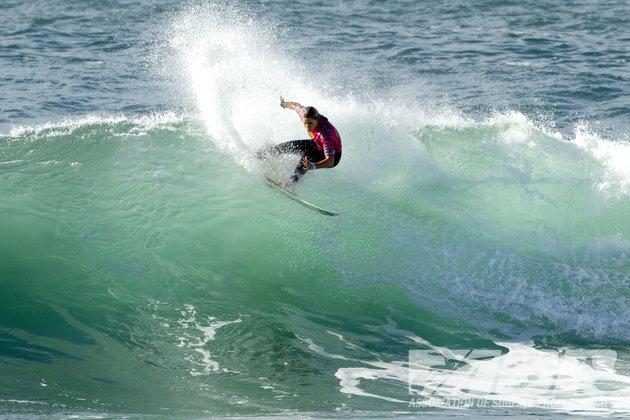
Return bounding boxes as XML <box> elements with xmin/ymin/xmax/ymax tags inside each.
<box><xmin>303</xmin><ymin>106</ymin><xmax>320</xmax><ymax>120</ymax></box>
<box><xmin>303</xmin><ymin>106</ymin><xmax>321</xmax><ymax>131</ymax></box>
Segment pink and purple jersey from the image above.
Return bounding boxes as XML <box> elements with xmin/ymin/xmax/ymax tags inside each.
<box><xmin>312</xmin><ymin>118</ymin><xmax>342</xmax><ymax>157</ymax></box>
<box><xmin>295</xmin><ymin>105</ymin><xmax>342</xmax><ymax>157</ymax></box>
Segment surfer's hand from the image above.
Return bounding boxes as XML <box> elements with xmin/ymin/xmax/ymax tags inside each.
<box><xmin>280</xmin><ymin>96</ymin><xmax>286</xmax><ymax>108</ymax></box>
<box><xmin>302</xmin><ymin>157</ymin><xmax>311</xmax><ymax>170</ymax></box>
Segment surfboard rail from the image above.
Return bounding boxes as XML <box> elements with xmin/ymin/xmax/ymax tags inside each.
<box><xmin>264</xmin><ymin>176</ymin><xmax>339</xmax><ymax>216</ymax></box>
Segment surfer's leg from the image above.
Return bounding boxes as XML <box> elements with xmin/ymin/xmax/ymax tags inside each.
<box><xmin>332</xmin><ymin>151</ymin><xmax>342</xmax><ymax>167</ymax></box>
<box><xmin>289</xmin><ymin>143</ymin><xmax>325</xmax><ymax>184</ymax></box>
<box><xmin>256</xmin><ymin>140</ymin><xmax>311</xmax><ymax>159</ymax></box>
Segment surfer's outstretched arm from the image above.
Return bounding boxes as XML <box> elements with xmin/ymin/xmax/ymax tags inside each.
<box><xmin>280</xmin><ymin>96</ymin><xmax>305</xmax><ymax>118</ymax></box>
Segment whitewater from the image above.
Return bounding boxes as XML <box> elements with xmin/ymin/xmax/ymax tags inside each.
<box><xmin>1</xmin><ymin>1</ymin><xmax>629</xmax><ymax>417</ymax></box>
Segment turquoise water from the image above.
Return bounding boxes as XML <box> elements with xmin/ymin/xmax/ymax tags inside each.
<box><xmin>1</xmin><ymin>1</ymin><xmax>630</xmax><ymax>417</ymax></box>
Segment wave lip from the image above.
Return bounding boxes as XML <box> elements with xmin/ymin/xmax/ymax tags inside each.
<box><xmin>4</xmin><ymin>112</ymin><xmax>188</xmax><ymax>139</ymax></box>
<box><xmin>572</xmin><ymin>123</ymin><xmax>630</xmax><ymax>196</ymax></box>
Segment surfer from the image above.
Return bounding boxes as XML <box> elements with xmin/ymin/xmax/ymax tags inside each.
<box><xmin>257</xmin><ymin>97</ymin><xmax>342</xmax><ymax>190</ymax></box>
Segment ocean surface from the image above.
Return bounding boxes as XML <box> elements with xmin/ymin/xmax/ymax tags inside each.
<box><xmin>1</xmin><ymin>0</ymin><xmax>629</xmax><ymax>417</ymax></box>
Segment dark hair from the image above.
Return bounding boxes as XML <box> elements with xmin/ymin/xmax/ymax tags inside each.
<box><xmin>303</xmin><ymin>106</ymin><xmax>321</xmax><ymax>120</ymax></box>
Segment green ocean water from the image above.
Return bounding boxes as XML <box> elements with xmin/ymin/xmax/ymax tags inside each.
<box><xmin>2</xmin><ymin>111</ymin><xmax>629</xmax><ymax>416</ymax></box>
<box><xmin>2</xmin><ymin>0</ymin><xmax>630</xmax><ymax>417</ymax></box>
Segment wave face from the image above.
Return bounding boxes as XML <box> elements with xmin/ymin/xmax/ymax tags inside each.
<box><xmin>1</xmin><ymin>0</ymin><xmax>630</xmax><ymax>417</ymax></box>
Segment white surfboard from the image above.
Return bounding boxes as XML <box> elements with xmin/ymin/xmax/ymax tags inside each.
<box><xmin>265</xmin><ymin>176</ymin><xmax>339</xmax><ymax>217</ymax></box>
